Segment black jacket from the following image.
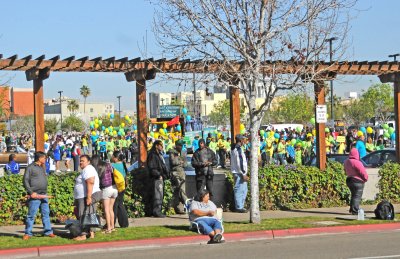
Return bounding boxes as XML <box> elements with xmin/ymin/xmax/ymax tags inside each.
<box><xmin>147</xmin><ymin>149</ymin><xmax>169</xmax><ymax>179</ymax></box>
<box><xmin>191</xmin><ymin>147</ymin><xmax>217</xmax><ymax>177</ymax></box>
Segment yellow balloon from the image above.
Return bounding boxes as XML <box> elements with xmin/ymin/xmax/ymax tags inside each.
<box><xmin>113</xmin><ymin>130</ymin><xmax>117</xmax><ymax>135</ymax></box>
<box><xmin>95</xmin><ymin>123</ymin><xmax>99</xmax><ymax>129</ymax></box>
<box><xmin>269</xmin><ymin>131</ymin><xmax>274</xmax><ymax>137</ymax></box>
<box><xmin>125</xmin><ymin>115</ymin><xmax>129</xmax><ymax>120</ymax></box>
<box><xmin>44</xmin><ymin>133</ymin><xmax>49</xmax><ymax>141</ymax></box>
<box><xmin>154</xmin><ymin>132</ymin><xmax>159</xmax><ymax>139</ymax></box>
<box><xmin>163</xmin><ymin>123</ymin><xmax>167</xmax><ymax>129</ymax></box>
<box><xmin>312</xmin><ymin>129</ymin><xmax>316</xmax><ymax>136</ymax></box>
<box><xmin>240</xmin><ymin>124</ymin><xmax>245</xmax><ymax>130</ymax></box>
<box><xmin>92</xmin><ymin>131</ymin><xmax>96</xmax><ymax>136</ymax></box>
<box><xmin>105</xmin><ymin>128</ymin><xmax>109</xmax><ymax>133</ymax></box>
<box><xmin>121</xmin><ymin>123</ymin><xmax>125</xmax><ymax>128</ymax></box>
<box><xmin>159</xmin><ymin>128</ymin><xmax>165</xmax><ymax>135</ymax></box>
<box><xmin>95</xmin><ymin>119</ymin><xmax>99</xmax><ymax>124</ymax></box>
<box><xmin>367</xmin><ymin>127</ymin><xmax>373</xmax><ymax>134</ymax></box>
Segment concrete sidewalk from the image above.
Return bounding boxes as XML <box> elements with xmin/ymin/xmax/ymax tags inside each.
<box><xmin>1</xmin><ymin>204</ymin><xmax>399</xmax><ymax>237</ymax></box>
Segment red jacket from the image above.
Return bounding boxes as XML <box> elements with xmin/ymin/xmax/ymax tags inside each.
<box><xmin>344</xmin><ymin>148</ymin><xmax>368</xmax><ymax>183</ymax></box>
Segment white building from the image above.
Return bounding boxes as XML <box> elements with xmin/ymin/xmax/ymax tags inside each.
<box><xmin>344</xmin><ymin>91</ymin><xmax>358</xmax><ymax>99</ymax></box>
<box><xmin>44</xmin><ymin>99</ymin><xmax>114</xmax><ymax>122</ymax></box>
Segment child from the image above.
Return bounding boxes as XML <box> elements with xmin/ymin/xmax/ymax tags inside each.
<box><xmin>295</xmin><ymin>144</ymin><xmax>302</xmax><ymax>165</ymax></box>
<box><xmin>5</xmin><ymin>154</ymin><xmax>20</xmax><ymax>175</ymax></box>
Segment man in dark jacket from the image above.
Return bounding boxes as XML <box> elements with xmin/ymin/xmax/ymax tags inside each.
<box><xmin>23</xmin><ymin>151</ymin><xmax>56</xmax><ymax>240</ymax></box>
<box><xmin>147</xmin><ymin>140</ymin><xmax>169</xmax><ymax>217</ymax></box>
<box><xmin>191</xmin><ymin>139</ymin><xmax>217</xmax><ymax>199</ymax></box>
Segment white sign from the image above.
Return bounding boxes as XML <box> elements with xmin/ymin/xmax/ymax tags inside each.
<box><xmin>316</xmin><ymin>105</ymin><xmax>327</xmax><ymax>123</ymax></box>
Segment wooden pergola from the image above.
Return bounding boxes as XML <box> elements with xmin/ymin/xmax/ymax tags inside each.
<box><xmin>1</xmin><ymin>54</ymin><xmax>400</xmax><ymax>169</ymax></box>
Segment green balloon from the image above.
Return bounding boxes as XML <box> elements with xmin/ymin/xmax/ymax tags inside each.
<box><xmin>260</xmin><ymin>130</ymin><xmax>265</xmax><ymax>136</ymax></box>
<box><xmin>296</xmin><ymin>127</ymin><xmax>301</xmax><ymax>133</ymax></box>
<box><xmin>291</xmin><ymin>139</ymin><xmax>296</xmax><ymax>145</ymax></box>
<box><xmin>383</xmin><ymin>124</ymin><xmax>389</xmax><ymax>130</ymax></box>
<box><xmin>384</xmin><ymin>132</ymin><xmax>390</xmax><ymax>138</ymax></box>
<box><xmin>150</xmin><ymin>132</ymin><xmax>154</xmax><ymax>137</ymax></box>
<box><xmin>310</xmin><ymin>118</ymin><xmax>316</xmax><ymax>124</ymax></box>
<box><xmin>388</xmin><ymin>127</ymin><xmax>395</xmax><ymax>134</ymax></box>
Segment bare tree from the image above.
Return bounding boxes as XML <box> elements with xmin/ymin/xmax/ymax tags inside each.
<box><xmin>153</xmin><ymin>0</ymin><xmax>355</xmax><ymax>223</ymax></box>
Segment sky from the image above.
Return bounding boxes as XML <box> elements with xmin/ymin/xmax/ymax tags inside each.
<box><xmin>0</xmin><ymin>0</ymin><xmax>399</xmax><ymax>111</ymax></box>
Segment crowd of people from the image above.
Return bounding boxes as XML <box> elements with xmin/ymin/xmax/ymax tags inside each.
<box><xmin>8</xmin><ymin>122</ymin><xmax>393</xmax><ymax>244</ymax></box>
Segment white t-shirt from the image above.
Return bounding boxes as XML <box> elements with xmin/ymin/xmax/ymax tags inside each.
<box><xmin>73</xmin><ymin>164</ymin><xmax>101</xmax><ymax>199</ymax></box>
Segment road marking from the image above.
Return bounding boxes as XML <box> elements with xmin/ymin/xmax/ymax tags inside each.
<box><xmin>349</xmin><ymin>255</ymin><xmax>400</xmax><ymax>259</ymax></box>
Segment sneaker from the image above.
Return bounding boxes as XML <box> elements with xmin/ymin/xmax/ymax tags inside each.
<box><xmin>22</xmin><ymin>234</ymin><xmax>30</xmax><ymax>240</ymax></box>
<box><xmin>46</xmin><ymin>233</ymin><xmax>57</xmax><ymax>238</ymax></box>
<box><xmin>67</xmin><ymin>169</ymin><xmax>71</xmax><ymax>172</ymax></box>
<box><xmin>213</xmin><ymin>233</ymin><xmax>223</xmax><ymax>243</ymax></box>
<box><xmin>216</xmin><ymin>166</ymin><xmax>222</xmax><ymax>169</ymax></box>
<box><xmin>235</xmin><ymin>208</ymin><xmax>248</xmax><ymax>213</ymax></box>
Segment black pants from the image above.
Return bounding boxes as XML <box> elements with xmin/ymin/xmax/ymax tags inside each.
<box><xmin>73</xmin><ymin>155</ymin><xmax>80</xmax><ymax>172</ymax></box>
<box><xmin>218</xmin><ymin>149</ymin><xmax>226</xmax><ymax>168</ymax></box>
<box><xmin>152</xmin><ymin>178</ymin><xmax>165</xmax><ymax>216</ymax></box>
<box><xmin>196</xmin><ymin>174</ymin><xmax>214</xmax><ymax>199</ymax></box>
<box><xmin>113</xmin><ymin>191</ymin><xmax>129</xmax><ymax>228</ymax></box>
<box><xmin>346</xmin><ymin>177</ymin><xmax>365</xmax><ymax>214</ymax></box>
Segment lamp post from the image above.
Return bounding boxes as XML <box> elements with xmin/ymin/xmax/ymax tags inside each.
<box><xmin>58</xmin><ymin>90</ymin><xmax>63</xmax><ymax>127</ymax></box>
<box><xmin>117</xmin><ymin>96</ymin><xmax>121</xmax><ymax>125</ymax></box>
<box><xmin>325</xmin><ymin>37</ymin><xmax>338</xmax><ymax>122</ymax></box>
<box><xmin>389</xmin><ymin>53</ymin><xmax>400</xmax><ymax>62</ymax></box>
<box><xmin>8</xmin><ymin>100</ymin><xmax>12</xmax><ymax>131</ymax></box>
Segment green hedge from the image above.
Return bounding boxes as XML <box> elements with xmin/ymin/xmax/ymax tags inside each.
<box><xmin>377</xmin><ymin>162</ymin><xmax>400</xmax><ymax>202</ymax></box>
<box><xmin>0</xmin><ymin>171</ymin><xmax>174</xmax><ymax>226</ymax></box>
<box><xmin>0</xmin><ymin>162</ymin><xmax>350</xmax><ymax>225</ymax></box>
<box><xmin>226</xmin><ymin>162</ymin><xmax>350</xmax><ymax>211</ymax></box>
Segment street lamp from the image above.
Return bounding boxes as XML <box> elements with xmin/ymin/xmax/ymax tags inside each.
<box><xmin>58</xmin><ymin>91</ymin><xmax>63</xmax><ymax>127</ymax></box>
<box><xmin>117</xmin><ymin>96</ymin><xmax>121</xmax><ymax>124</ymax></box>
<box><xmin>325</xmin><ymin>37</ymin><xmax>338</xmax><ymax>122</ymax></box>
<box><xmin>389</xmin><ymin>53</ymin><xmax>400</xmax><ymax>62</ymax></box>
<box><xmin>8</xmin><ymin>100</ymin><xmax>12</xmax><ymax>131</ymax></box>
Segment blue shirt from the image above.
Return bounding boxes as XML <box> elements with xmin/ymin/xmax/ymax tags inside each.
<box><xmin>355</xmin><ymin>140</ymin><xmax>367</xmax><ymax>159</ymax></box>
<box><xmin>192</xmin><ymin>139</ymin><xmax>199</xmax><ymax>152</ymax></box>
<box><xmin>6</xmin><ymin>161</ymin><xmax>20</xmax><ymax>174</ymax></box>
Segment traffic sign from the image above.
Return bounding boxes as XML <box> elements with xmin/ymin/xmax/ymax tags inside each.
<box><xmin>316</xmin><ymin>105</ymin><xmax>327</xmax><ymax>123</ymax></box>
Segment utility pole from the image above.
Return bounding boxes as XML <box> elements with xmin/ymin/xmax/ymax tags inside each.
<box><xmin>389</xmin><ymin>53</ymin><xmax>400</xmax><ymax>62</ymax></box>
<box><xmin>192</xmin><ymin>72</ymin><xmax>196</xmax><ymax>118</ymax></box>
<box><xmin>117</xmin><ymin>96</ymin><xmax>121</xmax><ymax>125</ymax></box>
<box><xmin>8</xmin><ymin>100</ymin><xmax>12</xmax><ymax>131</ymax></box>
<box><xmin>58</xmin><ymin>90</ymin><xmax>63</xmax><ymax>127</ymax></box>
<box><xmin>325</xmin><ymin>37</ymin><xmax>338</xmax><ymax>123</ymax></box>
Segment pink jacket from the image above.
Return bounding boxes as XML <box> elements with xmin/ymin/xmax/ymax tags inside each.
<box><xmin>344</xmin><ymin>148</ymin><xmax>368</xmax><ymax>182</ymax></box>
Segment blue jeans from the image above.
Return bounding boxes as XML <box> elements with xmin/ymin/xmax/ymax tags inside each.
<box><xmin>195</xmin><ymin>217</ymin><xmax>222</xmax><ymax>235</ymax></box>
<box><xmin>25</xmin><ymin>198</ymin><xmax>53</xmax><ymax>236</ymax></box>
<box><xmin>233</xmin><ymin>173</ymin><xmax>248</xmax><ymax>210</ymax></box>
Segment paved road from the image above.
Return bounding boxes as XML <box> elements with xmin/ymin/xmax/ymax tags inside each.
<box><xmin>43</xmin><ymin>230</ymin><xmax>400</xmax><ymax>259</ymax></box>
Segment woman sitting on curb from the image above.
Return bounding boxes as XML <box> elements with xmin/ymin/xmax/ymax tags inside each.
<box><xmin>189</xmin><ymin>189</ymin><xmax>224</xmax><ymax>244</ymax></box>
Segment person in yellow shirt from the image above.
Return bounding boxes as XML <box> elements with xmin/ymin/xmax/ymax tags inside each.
<box><xmin>81</xmin><ymin>136</ymin><xmax>88</xmax><ymax>155</ymax></box>
<box><xmin>217</xmin><ymin>135</ymin><xmax>227</xmax><ymax>169</ymax></box>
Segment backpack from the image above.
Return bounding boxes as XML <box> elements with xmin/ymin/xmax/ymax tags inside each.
<box><xmin>374</xmin><ymin>200</ymin><xmax>395</xmax><ymax>220</ymax></box>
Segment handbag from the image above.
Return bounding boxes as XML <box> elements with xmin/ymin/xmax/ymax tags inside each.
<box><xmin>81</xmin><ymin>204</ymin><xmax>101</xmax><ymax>228</ymax></box>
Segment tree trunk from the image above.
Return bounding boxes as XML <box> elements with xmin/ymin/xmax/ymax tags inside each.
<box><xmin>249</xmin><ymin>109</ymin><xmax>261</xmax><ymax>224</ymax></box>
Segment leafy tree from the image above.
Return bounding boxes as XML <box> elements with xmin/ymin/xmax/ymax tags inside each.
<box><xmin>269</xmin><ymin>93</ymin><xmax>314</xmax><ymax>123</ymax></box>
<box><xmin>208</xmin><ymin>100</ymin><xmax>245</xmax><ymax>127</ymax></box>
<box><xmin>80</xmin><ymin>85</ymin><xmax>91</xmax><ymax>114</ymax></box>
<box><xmin>11</xmin><ymin>116</ymin><xmax>35</xmax><ymax>136</ymax></box>
<box><xmin>67</xmin><ymin>99</ymin><xmax>79</xmax><ymax>114</ymax></box>
<box><xmin>360</xmin><ymin>83</ymin><xmax>394</xmax><ymax>123</ymax></box>
<box><xmin>0</xmin><ymin>86</ymin><xmax>11</xmax><ymax>120</ymax></box>
<box><xmin>45</xmin><ymin>118</ymin><xmax>59</xmax><ymax>133</ymax></box>
<box><xmin>342</xmin><ymin>99</ymin><xmax>368</xmax><ymax>126</ymax></box>
<box><xmin>61</xmin><ymin>115</ymin><xmax>85</xmax><ymax>132</ymax></box>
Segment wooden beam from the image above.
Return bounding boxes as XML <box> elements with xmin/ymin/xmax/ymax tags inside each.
<box><xmin>136</xmin><ymin>79</ymin><xmax>148</xmax><ymax>167</ymax></box>
<box><xmin>313</xmin><ymin>80</ymin><xmax>326</xmax><ymax>170</ymax></box>
<box><xmin>230</xmin><ymin>86</ymin><xmax>241</xmax><ymax>146</ymax></box>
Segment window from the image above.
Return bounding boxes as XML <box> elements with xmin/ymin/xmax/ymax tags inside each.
<box><xmin>90</xmin><ymin>108</ymin><xmax>94</xmax><ymax>113</ymax></box>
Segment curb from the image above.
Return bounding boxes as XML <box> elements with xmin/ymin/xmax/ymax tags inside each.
<box><xmin>1</xmin><ymin>222</ymin><xmax>400</xmax><ymax>258</ymax></box>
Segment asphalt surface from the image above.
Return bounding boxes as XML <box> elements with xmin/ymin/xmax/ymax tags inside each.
<box><xmin>36</xmin><ymin>230</ymin><xmax>400</xmax><ymax>259</ymax></box>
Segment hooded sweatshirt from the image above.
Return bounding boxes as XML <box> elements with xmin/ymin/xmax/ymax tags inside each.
<box><xmin>344</xmin><ymin>148</ymin><xmax>368</xmax><ymax>183</ymax></box>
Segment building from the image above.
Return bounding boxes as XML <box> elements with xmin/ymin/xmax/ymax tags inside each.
<box><xmin>44</xmin><ymin>99</ymin><xmax>114</xmax><ymax>122</ymax></box>
<box><xmin>0</xmin><ymin>86</ymin><xmax>34</xmax><ymax>118</ymax></box>
<box><xmin>344</xmin><ymin>91</ymin><xmax>358</xmax><ymax>100</ymax></box>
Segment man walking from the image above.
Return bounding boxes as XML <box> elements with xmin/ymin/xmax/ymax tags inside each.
<box><xmin>191</xmin><ymin>139</ymin><xmax>218</xmax><ymax>199</ymax></box>
<box><xmin>147</xmin><ymin>140</ymin><xmax>170</xmax><ymax>217</ymax></box>
<box><xmin>168</xmin><ymin>140</ymin><xmax>188</xmax><ymax>214</ymax></box>
<box><xmin>231</xmin><ymin>135</ymin><xmax>248</xmax><ymax>213</ymax></box>
<box><xmin>23</xmin><ymin>151</ymin><xmax>56</xmax><ymax>240</ymax></box>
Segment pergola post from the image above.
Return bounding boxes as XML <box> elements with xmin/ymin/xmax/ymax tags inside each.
<box><xmin>314</xmin><ymin>80</ymin><xmax>327</xmax><ymax>170</ymax></box>
<box><xmin>125</xmin><ymin>68</ymin><xmax>156</xmax><ymax>167</ymax></box>
<box><xmin>379</xmin><ymin>73</ymin><xmax>400</xmax><ymax>162</ymax></box>
<box><xmin>25</xmin><ymin>67</ymin><xmax>50</xmax><ymax>153</ymax></box>
<box><xmin>229</xmin><ymin>86</ymin><xmax>240</xmax><ymax>146</ymax></box>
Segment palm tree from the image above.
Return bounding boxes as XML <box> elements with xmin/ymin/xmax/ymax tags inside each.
<box><xmin>67</xmin><ymin>99</ymin><xmax>80</xmax><ymax>114</ymax></box>
<box><xmin>80</xmin><ymin>85</ymin><xmax>91</xmax><ymax>114</ymax></box>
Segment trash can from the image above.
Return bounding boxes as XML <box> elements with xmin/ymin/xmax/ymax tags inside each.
<box><xmin>185</xmin><ymin>171</ymin><xmax>227</xmax><ymax>208</ymax></box>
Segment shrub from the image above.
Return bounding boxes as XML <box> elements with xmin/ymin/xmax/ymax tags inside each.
<box><xmin>377</xmin><ymin>162</ymin><xmax>400</xmax><ymax>202</ymax></box>
<box><xmin>226</xmin><ymin>162</ymin><xmax>350</xmax><ymax>211</ymax></box>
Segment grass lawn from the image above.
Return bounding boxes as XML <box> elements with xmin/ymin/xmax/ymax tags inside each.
<box><xmin>0</xmin><ymin>216</ymin><xmax>398</xmax><ymax>250</ymax></box>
